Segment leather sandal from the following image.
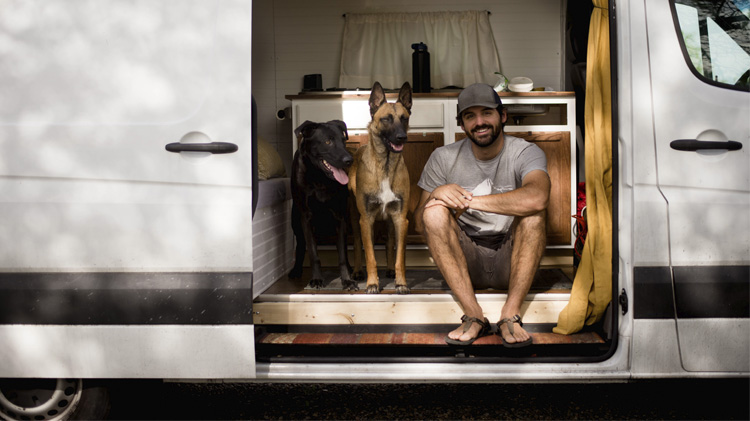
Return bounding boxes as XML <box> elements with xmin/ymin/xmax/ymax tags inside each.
<box><xmin>497</xmin><ymin>314</ymin><xmax>533</xmax><ymax>348</ymax></box>
<box><xmin>444</xmin><ymin>315</ymin><xmax>491</xmax><ymax>345</ymax></box>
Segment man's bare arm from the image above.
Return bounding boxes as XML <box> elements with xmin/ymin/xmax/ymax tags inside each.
<box><xmin>415</xmin><ymin>170</ymin><xmax>549</xmax><ymax>232</ymax></box>
<box><xmin>469</xmin><ymin>170</ymin><xmax>550</xmax><ymax>216</ymax></box>
<box><xmin>467</xmin><ymin>170</ymin><xmax>550</xmax><ymax>217</ymax></box>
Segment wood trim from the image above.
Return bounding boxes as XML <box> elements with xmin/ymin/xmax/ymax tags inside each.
<box><xmin>253</xmin><ymin>298</ymin><xmax>569</xmax><ymax>325</ymax></box>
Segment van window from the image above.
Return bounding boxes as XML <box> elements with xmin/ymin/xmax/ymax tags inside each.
<box><xmin>673</xmin><ymin>0</ymin><xmax>750</xmax><ymax>90</ymax></box>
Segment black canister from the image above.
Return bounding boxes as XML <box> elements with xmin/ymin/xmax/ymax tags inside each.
<box><xmin>411</xmin><ymin>42</ymin><xmax>431</xmax><ymax>93</ymax></box>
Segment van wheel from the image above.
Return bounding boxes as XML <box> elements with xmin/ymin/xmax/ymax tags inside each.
<box><xmin>0</xmin><ymin>379</ymin><xmax>109</xmax><ymax>421</ymax></box>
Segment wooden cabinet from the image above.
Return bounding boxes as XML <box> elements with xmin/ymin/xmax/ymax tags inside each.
<box><xmin>286</xmin><ymin>92</ymin><xmax>576</xmax><ymax>248</ymax></box>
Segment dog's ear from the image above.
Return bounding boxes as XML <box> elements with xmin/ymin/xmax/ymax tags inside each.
<box><xmin>328</xmin><ymin>120</ymin><xmax>349</xmax><ymax>140</ymax></box>
<box><xmin>397</xmin><ymin>82</ymin><xmax>412</xmax><ymax>113</ymax></box>
<box><xmin>294</xmin><ymin>120</ymin><xmax>317</xmax><ymax>140</ymax></box>
<box><xmin>369</xmin><ymin>82</ymin><xmax>387</xmax><ymax>117</ymax></box>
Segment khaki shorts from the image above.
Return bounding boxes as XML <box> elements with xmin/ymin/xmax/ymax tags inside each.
<box><xmin>457</xmin><ymin>229</ymin><xmax>513</xmax><ymax>290</ymax></box>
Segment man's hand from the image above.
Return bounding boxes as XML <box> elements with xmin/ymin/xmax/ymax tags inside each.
<box><xmin>426</xmin><ymin>184</ymin><xmax>472</xmax><ymax>210</ymax></box>
<box><xmin>414</xmin><ymin>185</ymin><xmax>471</xmax><ymax>233</ymax></box>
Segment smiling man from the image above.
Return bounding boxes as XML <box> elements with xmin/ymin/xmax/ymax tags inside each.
<box><xmin>414</xmin><ymin>83</ymin><xmax>550</xmax><ymax>347</ymax></box>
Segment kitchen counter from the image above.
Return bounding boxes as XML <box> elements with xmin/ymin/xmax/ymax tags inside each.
<box><xmin>285</xmin><ymin>90</ymin><xmax>574</xmax><ymax>100</ymax></box>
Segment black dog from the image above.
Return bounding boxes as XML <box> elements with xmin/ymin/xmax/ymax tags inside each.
<box><xmin>289</xmin><ymin>120</ymin><xmax>357</xmax><ymax>290</ymax></box>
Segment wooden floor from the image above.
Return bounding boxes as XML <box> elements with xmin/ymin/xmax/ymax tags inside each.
<box><xmin>257</xmin><ymin>330</ymin><xmax>604</xmax><ymax>346</ymax></box>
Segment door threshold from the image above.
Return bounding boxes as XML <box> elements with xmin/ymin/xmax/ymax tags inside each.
<box><xmin>255</xmin><ymin>324</ymin><xmax>610</xmax><ymax>361</ymax></box>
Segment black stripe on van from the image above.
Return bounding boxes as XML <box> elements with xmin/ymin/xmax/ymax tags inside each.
<box><xmin>0</xmin><ymin>272</ymin><xmax>253</xmax><ymax>325</ymax></box>
<box><xmin>634</xmin><ymin>266</ymin><xmax>675</xmax><ymax>319</ymax></box>
<box><xmin>673</xmin><ymin>266</ymin><xmax>749</xmax><ymax>319</ymax></box>
<box><xmin>634</xmin><ymin>266</ymin><xmax>749</xmax><ymax>319</ymax></box>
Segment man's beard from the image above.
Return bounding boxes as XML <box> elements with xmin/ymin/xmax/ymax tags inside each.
<box><xmin>467</xmin><ymin>123</ymin><xmax>501</xmax><ymax>148</ymax></box>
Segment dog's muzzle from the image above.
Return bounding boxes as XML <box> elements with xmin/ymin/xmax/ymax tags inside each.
<box><xmin>387</xmin><ymin>135</ymin><xmax>407</xmax><ymax>153</ymax></box>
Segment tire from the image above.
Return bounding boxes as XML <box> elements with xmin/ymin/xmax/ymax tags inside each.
<box><xmin>0</xmin><ymin>379</ymin><xmax>110</xmax><ymax>421</ymax></box>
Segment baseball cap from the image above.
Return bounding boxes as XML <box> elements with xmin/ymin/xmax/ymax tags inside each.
<box><xmin>456</xmin><ymin>83</ymin><xmax>503</xmax><ymax>124</ymax></box>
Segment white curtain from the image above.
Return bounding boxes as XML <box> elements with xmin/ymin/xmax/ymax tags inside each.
<box><xmin>339</xmin><ymin>11</ymin><xmax>501</xmax><ymax>90</ymax></box>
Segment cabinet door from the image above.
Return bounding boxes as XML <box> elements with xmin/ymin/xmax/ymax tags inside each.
<box><xmin>507</xmin><ymin>131</ymin><xmax>571</xmax><ymax>246</ymax></box>
<box><xmin>347</xmin><ymin>132</ymin><xmax>444</xmax><ymax>243</ymax></box>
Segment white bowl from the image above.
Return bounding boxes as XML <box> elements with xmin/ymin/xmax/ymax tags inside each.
<box><xmin>509</xmin><ymin>77</ymin><xmax>533</xmax><ymax>92</ymax></box>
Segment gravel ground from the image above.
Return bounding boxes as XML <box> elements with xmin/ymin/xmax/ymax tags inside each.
<box><xmin>108</xmin><ymin>378</ymin><xmax>749</xmax><ymax>420</ymax></box>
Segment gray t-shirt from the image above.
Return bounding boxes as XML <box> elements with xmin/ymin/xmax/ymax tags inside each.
<box><xmin>418</xmin><ymin>135</ymin><xmax>547</xmax><ymax>246</ymax></box>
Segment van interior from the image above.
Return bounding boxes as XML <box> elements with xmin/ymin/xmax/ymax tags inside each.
<box><xmin>249</xmin><ymin>0</ymin><xmax>616</xmax><ymax>363</ymax></box>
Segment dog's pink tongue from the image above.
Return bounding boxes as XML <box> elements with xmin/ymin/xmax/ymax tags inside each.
<box><xmin>391</xmin><ymin>143</ymin><xmax>404</xmax><ymax>152</ymax></box>
<box><xmin>331</xmin><ymin>166</ymin><xmax>349</xmax><ymax>185</ymax></box>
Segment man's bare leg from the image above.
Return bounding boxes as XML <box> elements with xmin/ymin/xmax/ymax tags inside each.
<box><xmin>499</xmin><ymin>210</ymin><xmax>547</xmax><ymax>344</ymax></box>
<box><xmin>422</xmin><ymin>204</ymin><xmax>485</xmax><ymax>342</ymax></box>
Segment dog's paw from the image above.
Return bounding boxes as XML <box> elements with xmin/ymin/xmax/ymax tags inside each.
<box><xmin>306</xmin><ymin>279</ymin><xmax>324</xmax><ymax>289</ymax></box>
<box><xmin>352</xmin><ymin>270</ymin><xmax>366</xmax><ymax>281</ymax></box>
<box><xmin>365</xmin><ymin>284</ymin><xmax>381</xmax><ymax>294</ymax></box>
<box><xmin>395</xmin><ymin>284</ymin><xmax>411</xmax><ymax>295</ymax></box>
<box><xmin>288</xmin><ymin>266</ymin><xmax>303</xmax><ymax>279</ymax></box>
<box><xmin>385</xmin><ymin>269</ymin><xmax>396</xmax><ymax>279</ymax></box>
<box><xmin>342</xmin><ymin>280</ymin><xmax>360</xmax><ymax>292</ymax></box>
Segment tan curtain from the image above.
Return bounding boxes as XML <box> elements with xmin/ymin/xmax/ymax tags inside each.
<box><xmin>554</xmin><ymin>0</ymin><xmax>612</xmax><ymax>335</ymax></box>
<box><xmin>339</xmin><ymin>11</ymin><xmax>501</xmax><ymax>90</ymax></box>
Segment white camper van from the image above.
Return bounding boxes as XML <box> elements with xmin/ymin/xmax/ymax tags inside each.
<box><xmin>0</xmin><ymin>0</ymin><xmax>747</xmax><ymax>419</ymax></box>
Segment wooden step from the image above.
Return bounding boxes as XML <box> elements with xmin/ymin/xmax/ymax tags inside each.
<box><xmin>253</xmin><ymin>292</ymin><xmax>569</xmax><ymax>325</ymax></box>
<box><xmin>254</xmin><ymin>267</ymin><xmax>574</xmax><ymax>326</ymax></box>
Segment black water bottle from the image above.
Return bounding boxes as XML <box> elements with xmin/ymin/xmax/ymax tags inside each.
<box><xmin>411</xmin><ymin>42</ymin><xmax>431</xmax><ymax>93</ymax></box>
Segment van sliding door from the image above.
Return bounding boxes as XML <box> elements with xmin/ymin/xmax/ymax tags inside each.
<box><xmin>0</xmin><ymin>0</ymin><xmax>256</xmax><ymax>379</ymax></box>
<box><xmin>645</xmin><ymin>0</ymin><xmax>749</xmax><ymax>372</ymax></box>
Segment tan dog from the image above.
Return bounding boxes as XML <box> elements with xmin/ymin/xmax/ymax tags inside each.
<box><xmin>348</xmin><ymin>81</ymin><xmax>412</xmax><ymax>294</ymax></box>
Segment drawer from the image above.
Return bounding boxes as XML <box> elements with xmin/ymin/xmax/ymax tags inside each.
<box><xmin>295</xmin><ymin>100</ymin><xmax>444</xmax><ymax>131</ymax></box>
<box><xmin>409</xmin><ymin>102</ymin><xmax>444</xmax><ymax>128</ymax></box>
<box><xmin>295</xmin><ymin>101</ymin><xmax>369</xmax><ymax>129</ymax></box>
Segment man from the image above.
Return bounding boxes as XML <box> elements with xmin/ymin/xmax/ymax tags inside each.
<box><xmin>414</xmin><ymin>83</ymin><xmax>550</xmax><ymax>347</ymax></box>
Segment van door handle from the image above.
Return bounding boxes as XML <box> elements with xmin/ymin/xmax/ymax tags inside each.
<box><xmin>165</xmin><ymin>142</ymin><xmax>239</xmax><ymax>154</ymax></box>
<box><xmin>670</xmin><ymin>139</ymin><xmax>742</xmax><ymax>151</ymax></box>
